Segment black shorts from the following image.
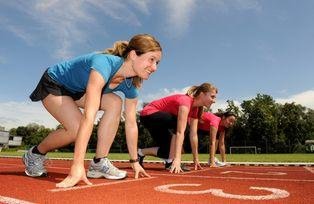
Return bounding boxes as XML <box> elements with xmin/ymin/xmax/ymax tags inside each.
<box><xmin>140</xmin><ymin>112</ymin><xmax>177</xmax><ymax>159</ymax></box>
<box><xmin>30</xmin><ymin>69</ymin><xmax>85</xmax><ymax>101</ymax></box>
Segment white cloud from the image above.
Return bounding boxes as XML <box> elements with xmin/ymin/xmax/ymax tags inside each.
<box><xmin>276</xmin><ymin>90</ymin><xmax>314</xmax><ymax>110</ymax></box>
<box><xmin>1</xmin><ymin>0</ymin><xmax>145</xmax><ymax>60</ymax></box>
<box><xmin>0</xmin><ymin>14</ymin><xmax>34</xmax><ymax>46</ymax></box>
<box><xmin>87</xmin><ymin>0</ymin><xmax>142</xmax><ymax>26</ymax></box>
<box><xmin>1</xmin><ymin>0</ymin><xmax>264</xmax><ymax>56</ymax></box>
<box><xmin>205</xmin><ymin>0</ymin><xmax>261</xmax><ymax>12</ymax></box>
<box><xmin>233</xmin><ymin>0</ymin><xmax>261</xmax><ymax>11</ymax></box>
<box><xmin>160</xmin><ymin>0</ymin><xmax>262</xmax><ymax>38</ymax></box>
<box><xmin>32</xmin><ymin>0</ymin><xmax>96</xmax><ymax>59</ymax></box>
<box><xmin>0</xmin><ymin>101</ymin><xmax>58</xmax><ymax>131</ymax></box>
<box><xmin>5</xmin><ymin>24</ymin><xmax>35</xmax><ymax>46</ymax></box>
<box><xmin>0</xmin><ymin>1</ymin><xmax>95</xmax><ymax>59</ymax></box>
<box><xmin>163</xmin><ymin>0</ymin><xmax>196</xmax><ymax>37</ymax></box>
<box><xmin>0</xmin><ymin>101</ymin><xmax>105</xmax><ymax>131</ymax></box>
<box><xmin>131</xmin><ymin>0</ymin><xmax>151</xmax><ymax>14</ymax></box>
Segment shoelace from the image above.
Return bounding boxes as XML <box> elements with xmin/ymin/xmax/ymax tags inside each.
<box><xmin>104</xmin><ymin>159</ymin><xmax>119</xmax><ymax>172</ymax></box>
<box><xmin>104</xmin><ymin>159</ymin><xmax>124</xmax><ymax>176</ymax></box>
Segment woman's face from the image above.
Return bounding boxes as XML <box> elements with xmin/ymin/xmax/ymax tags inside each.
<box><xmin>222</xmin><ymin>116</ymin><xmax>236</xmax><ymax>128</ymax></box>
<box><xmin>132</xmin><ymin>50</ymin><xmax>162</xmax><ymax>80</ymax></box>
<box><xmin>201</xmin><ymin>89</ymin><xmax>217</xmax><ymax>108</ymax></box>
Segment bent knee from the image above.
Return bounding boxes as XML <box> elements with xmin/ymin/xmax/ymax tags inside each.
<box><xmin>100</xmin><ymin>93</ymin><xmax>123</xmax><ymax>112</ymax></box>
<box><xmin>63</xmin><ymin>124</ymin><xmax>80</xmax><ymax>141</ymax></box>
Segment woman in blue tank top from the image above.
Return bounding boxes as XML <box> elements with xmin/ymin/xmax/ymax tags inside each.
<box><xmin>23</xmin><ymin>34</ymin><xmax>162</xmax><ymax>188</ymax></box>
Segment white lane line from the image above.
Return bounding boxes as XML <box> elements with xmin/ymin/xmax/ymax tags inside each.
<box><xmin>0</xmin><ymin>196</ymin><xmax>35</xmax><ymax>204</ymax></box>
<box><xmin>209</xmin><ymin>186</ymin><xmax>289</xmax><ymax>200</ymax></box>
<box><xmin>220</xmin><ymin>171</ymin><xmax>286</xmax><ymax>176</ymax></box>
<box><xmin>304</xmin><ymin>166</ymin><xmax>314</xmax><ymax>174</ymax></box>
<box><xmin>149</xmin><ymin>172</ymin><xmax>314</xmax><ymax>182</ymax></box>
<box><xmin>154</xmin><ymin>184</ymin><xmax>289</xmax><ymax>200</ymax></box>
<box><xmin>48</xmin><ymin>176</ymin><xmax>156</xmax><ymax>192</ymax></box>
<box><xmin>226</xmin><ymin>166</ymin><xmax>305</xmax><ymax>172</ymax></box>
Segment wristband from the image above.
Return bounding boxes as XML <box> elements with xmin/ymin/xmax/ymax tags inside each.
<box><xmin>129</xmin><ymin>158</ymin><xmax>139</xmax><ymax>163</ymax></box>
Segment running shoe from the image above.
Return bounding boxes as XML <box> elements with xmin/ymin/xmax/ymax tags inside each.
<box><xmin>209</xmin><ymin>157</ymin><xmax>226</xmax><ymax>167</ymax></box>
<box><xmin>87</xmin><ymin>158</ymin><xmax>127</xmax><ymax>180</ymax></box>
<box><xmin>22</xmin><ymin>146</ymin><xmax>47</xmax><ymax>177</ymax></box>
<box><xmin>215</xmin><ymin>160</ymin><xmax>227</xmax><ymax>167</ymax></box>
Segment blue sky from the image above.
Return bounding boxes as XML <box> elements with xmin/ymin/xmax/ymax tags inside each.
<box><xmin>0</xmin><ymin>0</ymin><xmax>313</xmax><ymax>130</ymax></box>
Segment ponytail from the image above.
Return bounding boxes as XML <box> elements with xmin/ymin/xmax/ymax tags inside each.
<box><xmin>103</xmin><ymin>41</ymin><xmax>129</xmax><ymax>58</ymax></box>
<box><xmin>186</xmin><ymin>82</ymin><xmax>217</xmax><ymax>120</ymax></box>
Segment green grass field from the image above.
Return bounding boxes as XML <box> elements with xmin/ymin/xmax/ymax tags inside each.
<box><xmin>0</xmin><ymin>151</ymin><xmax>313</xmax><ymax>163</ymax></box>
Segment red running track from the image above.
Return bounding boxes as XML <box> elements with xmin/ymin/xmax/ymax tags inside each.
<box><xmin>0</xmin><ymin>157</ymin><xmax>313</xmax><ymax>204</ymax></box>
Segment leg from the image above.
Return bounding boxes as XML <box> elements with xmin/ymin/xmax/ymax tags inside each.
<box><xmin>141</xmin><ymin>147</ymin><xmax>159</xmax><ymax>156</ymax></box>
<box><xmin>23</xmin><ymin>94</ymin><xmax>83</xmax><ymax>177</ymax></box>
<box><xmin>86</xmin><ymin>93</ymin><xmax>127</xmax><ymax>180</ymax></box>
<box><xmin>140</xmin><ymin>112</ymin><xmax>176</xmax><ymax>160</ymax></box>
<box><xmin>95</xmin><ymin>93</ymin><xmax>122</xmax><ymax>158</ymax></box>
<box><xmin>37</xmin><ymin>94</ymin><xmax>83</xmax><ymax>153</ymax></box>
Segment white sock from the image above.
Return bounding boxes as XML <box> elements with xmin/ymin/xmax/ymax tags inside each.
<box><xmin>138</xmin><ymin>149</ymin><xmax>144</xmax><ymax>157</ymax></box>
<box><xmin>165</xmin><ymin>158</ymin><xmax>173</xmax><ymax>163</ymax></box>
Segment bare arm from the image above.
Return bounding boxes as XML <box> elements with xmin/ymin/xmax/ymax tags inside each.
<box><xmin>189</xmin><ymin>118</ymin><xmax>202</xmax><ymax>170</ymax></box>
<box><xmin>218</xmin><ymin>131</ymin><xmax>226</xmax><ymax>162</ymax></box>
<box><xmin>73</xmin><ymin>70</ymin><xmax>104</xmax><ymax>165</ymax></box>
<box><xmin>124</xmin><ymin>98</ymin><xmax>150</xmax><ymax>178</ymax></box>
<box><xmin>124</xmin><ymin>98</ymin><xmax>139</xmax><ymax>160</ymax></box>
<box><xmin>56</xmin><ymin>70</ymin><xmax>104</xmax><ymax>188</ymax></box>
<box><xmin>189</xmin><ymin>118</ymin><xmax>199</xmax><ymax>161</ymax></box>
<box><xmin>209</xmin><ymin>126</ymin><xmax>218</xmax><ymax>167</ymax></box>
<box><xmin>171</xmin><ymin>105</ymin><xmax>189</xmax><ymax>173</ymax></box>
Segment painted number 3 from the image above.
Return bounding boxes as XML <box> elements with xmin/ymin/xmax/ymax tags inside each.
<box><xmin>155</xmin><ymin>184</ymin><xmax>289</xmax><ymax>200</ymax></box>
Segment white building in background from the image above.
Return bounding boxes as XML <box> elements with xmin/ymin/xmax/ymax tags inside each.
<box><xmin>0</xmin><ymin>130</ymin><xmax>23</xmax><ymax>151</ymax></box>
<box><xmin>0</xmin><ymin>131</ymin><xmax>9</xmax><ymax>144</ymax></box>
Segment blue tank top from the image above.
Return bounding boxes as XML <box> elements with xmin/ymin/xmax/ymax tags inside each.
<box><xmin>47</xmin><ymin>53</ymin><xmax>138</xmax><ymax>99</ymax></box>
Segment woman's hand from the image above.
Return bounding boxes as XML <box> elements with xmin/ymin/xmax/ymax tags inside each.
<box><xmin>193</xmin><ymin>158</ymin><xmax>203</xmax><ymax>170</ymax></box>
<box><xmin>169</xmin><ymin>158</ymin><xmax>183</xmax><ymax>173</ymax></box>
<box><xmin>56</xmin><ymin>163</ymin><xmax>92</xmax><ymax>188</ymax></box>
<box><xmin>131</xmin><ymin>162</ymin><xmax>150</xmax><ymax>179</ymax></box>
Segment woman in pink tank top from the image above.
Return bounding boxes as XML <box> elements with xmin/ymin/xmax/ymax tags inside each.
<box><xmin>190</xmin><ymin>111</ymin><xmax>236</xmax><ymax>167</ymax></box>
<box><xmin>138</xmin><ymin>83</ymin><xmax>218</xmax><ymax>173</ymax></box>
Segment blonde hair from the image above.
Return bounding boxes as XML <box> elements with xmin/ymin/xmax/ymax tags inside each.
<box><xmin>186</xmin><ymin>83</ymin><xmax>218</xmax><ymax>119</ymax></box>
<box><xmin>102</xmin><ymin>34</ymin><xmax>162</xmax><ymax>88</ymax></box>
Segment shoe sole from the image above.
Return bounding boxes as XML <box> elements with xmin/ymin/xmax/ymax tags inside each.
<box><xmin>87</xmin><ymin>171</ymin><xmax>127</xmax><ymax>180</ymax></box>
<box><xmin>216</xmin><ymin>164</ymin><xmax>226</xmax><ymax>167</ymax></box>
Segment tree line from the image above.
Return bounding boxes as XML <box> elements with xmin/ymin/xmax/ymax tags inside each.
<box><xmin>8</xmin><ymin>94</ymin><xmax>314</xmax><ymax>153</ymax></box>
